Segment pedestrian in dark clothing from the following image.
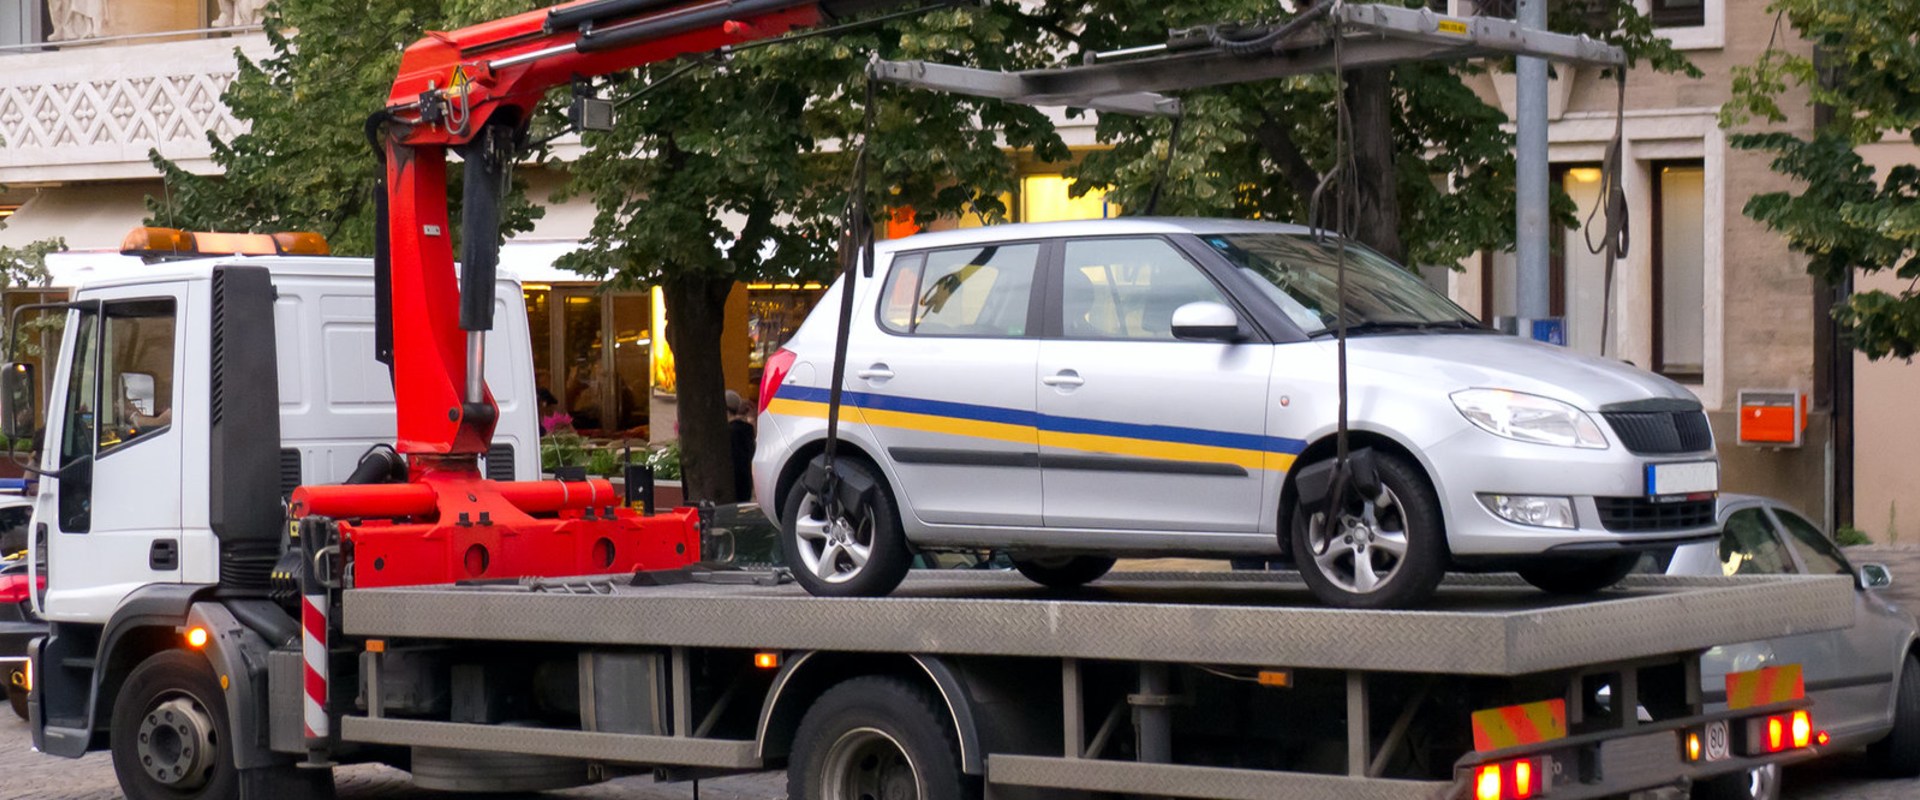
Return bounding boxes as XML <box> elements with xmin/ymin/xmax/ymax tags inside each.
<box><xmin>726</xmin><ymin>390</ymin><xmax>756</xmax><ymax>502</ymax></box>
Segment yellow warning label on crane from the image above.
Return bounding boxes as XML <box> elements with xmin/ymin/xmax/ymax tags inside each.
<box><xmin>1438</xmin><ymin>19</ymin><xmax>1469</xmax><ymax>35</ymax></box>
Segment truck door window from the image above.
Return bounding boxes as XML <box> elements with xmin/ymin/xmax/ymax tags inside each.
<box><xmin>54</xmin><ymin>299</ymin><xmax>176</xmax><ymax>534</ymax></box>
<box><xmin>1060</xmin><ymin>238</ymin><xmax>1226</xmax><ymax>340</ymax></box>
<box><xmin>1718</xmin><ymin>508</ymin><xmax>1794</xmax><ymax>576</ymax></box>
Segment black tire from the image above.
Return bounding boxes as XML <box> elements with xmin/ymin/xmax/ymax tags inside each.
<box><xmin>110</xmin><ymin>649</ymin><xmax>239</xmax><ymax>800</ymax></box>
<box><xmin>1868</xmin><ymin>654</ymin><xmax>1920</xmax><ymax>777</ymax></box>
<box><xmin>1011</xmin><ymin>555</ymin><xmax>1116</xmax><ymax>589</ymax></box>
<box><xmin>780</xmin><ymin>459</ymin><xmax>912</xmax><ymax>598</ymax></box>
<box><xmin>1692</xmin><ymin>763</ymin><xmax>1780</xmax><ymax>800</ymax></box>
<box><xmin>787</xmin><ymin>676</ymin><xmax>973</xmax><ymax>800</ymax></box>
<box><xmin>1516</xmin><ymin>554</ymin><xmax>1639</xmax><ymax>595</ymax></box>
<box><xmin>1289</xmin><ymin>451</ymin><xmax>1448</xmax><ymax>609</ymax></box>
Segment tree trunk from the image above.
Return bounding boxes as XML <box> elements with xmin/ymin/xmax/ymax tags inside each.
<box><xmin>662</xmin><ymin>273</ymin><xmax>739</xmax><ymax>504</ymax></box>
<box><xmin>1345</xmin><ymin>66</ymin><xmax>1406</xmax><ymax>264</ymax></box>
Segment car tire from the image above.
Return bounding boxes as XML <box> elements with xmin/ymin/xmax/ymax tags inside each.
<box><xmin>1868</xmin><ymin>654</ymin><xmax>1920</xmax><ymax>777</ymax></box>
<box><xmin>1011</xmin><ymin>555</ymin><xmax>1116</xmax><ymax>590</ymax></box>
<box><xmin>787</xmin><ymin>675</ymin><xmax>973</xmax><ymax>800</ymax></box>
<box><xmin>1516</xmin><ymin>554</ymin><xmax>1639</xmax><ymax>595</ymax></box>
<box><xmin>110</xmin><ymin>649</ymin><xmax>241</xmax><ymax>800</ymax></box>
<box><xmin>1289</xmin><ymin>451</ymin><xmax>1447</xmax><ymax>610</ymax></box>
<box><xmin>780</xmin><ymin>459</ymin><xmax>912</xmax><ymax>598</ymax></box>
<box><xmin>1692</xmin><ymin>762</ymin><xmax>1779</xmax><ymax>800</ymax></box>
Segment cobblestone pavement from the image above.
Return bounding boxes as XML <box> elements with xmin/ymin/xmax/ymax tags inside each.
<box><xmin>9</xmin><ymin>549</ymin><xmax>1920</xmax><ymax>799</ymax></box>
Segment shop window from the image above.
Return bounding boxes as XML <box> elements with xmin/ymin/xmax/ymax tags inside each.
<box><xmin>1020</xmin><ymin>175</ymin><xmax>1115</xmax><ymax>223</ymax></box>
<box><xmin>523</xmin><ymin>285</ymin><xmax>649</xmax><ymax>439</ymax></box>
<box><xmin>1653</xmin><ymin>161</ymin><xmax>1705</xmax><ymax>382</ymax></box>
<box><xmin>1649</xmin><ymin>0</ymin><xmax>1704</xmax><ymax>28</ymax></box>
<box><xmin>747</xmin><ymin>287</ymin><xmax>822</xmax><ymax>390</ymax></box>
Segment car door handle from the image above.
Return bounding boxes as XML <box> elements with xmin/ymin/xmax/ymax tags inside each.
<box><xmin>1042</xmin><ymin>371</ymin><xmax>1084</xmax><ymax>387</ymax></box>
<box><xmin>857</xmin><ymin>365</ymin><xmax>894</xmax><ymax>380</ymax></box>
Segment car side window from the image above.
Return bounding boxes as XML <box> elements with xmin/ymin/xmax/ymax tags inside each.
<box><xmin>1773</xmin><ymin>509</ymin><xmax>1851</xmax><ymax>576</ymax></box>
<box><xmin>879</xmin><ymin>244</ymin><xmax>1039</xmax><ymax>337</ymax></box>
<box><xmin>1058</xmin><ymin>238</ymin><xmax>1228</xmax><ymax>340</ymax></box>
<box><xmin>1719</xmin><ymin>508</ymin><xmax>1795</xmax><ymax>576</ymax></box>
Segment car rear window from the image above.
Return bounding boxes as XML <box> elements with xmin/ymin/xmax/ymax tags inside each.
<box><xmin>880</xmin><ymin>244</ymin><xmax>1039</xmax><ymax>337</ymax></box>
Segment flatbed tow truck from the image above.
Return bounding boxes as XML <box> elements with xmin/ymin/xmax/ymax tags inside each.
<box><xmin>8</xmin><ymin>2</ymin><xmax>1861</xmax><ymax>799</ymax></box>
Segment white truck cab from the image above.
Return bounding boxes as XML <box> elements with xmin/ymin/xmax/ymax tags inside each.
<box><xmin>21</xmin><ymin>254</ymin><xmax>538</xmax><ymax>625</ymax></box>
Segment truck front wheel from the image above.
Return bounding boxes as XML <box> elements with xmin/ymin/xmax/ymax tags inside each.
<box><xmin>787</xmin><ymin>676</ymin><xmax>973</xmax><ymax>800</ymax></box>
<box><xmin>111</xmin><ymin>649</ymin><xmax>238</xmax><ymax>800</ymax></box>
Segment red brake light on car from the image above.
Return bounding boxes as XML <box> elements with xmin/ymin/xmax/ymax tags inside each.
<box><xmin>759</xmin><ymin>348</ymin><xmax>796</xmax><ymax>416</ymax></box>
<box><xmin>0</xmin><ymin>573</ymin><xmax>44</xmax><ymax>604</ymax></box>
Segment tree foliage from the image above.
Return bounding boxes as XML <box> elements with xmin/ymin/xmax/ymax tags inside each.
<box><xmin>1723</xmin><ymin>0</ymin><xmax>1920</xmax><ymax>359</ymax></box>
<box><xmin>1037</xmin><ymin>0</ymin><xmax>1693</xmax><ymax>267</ymax></box>
<box><xmin>146</xmin><ymin>0</ymin><xmax>542</xmax><ymax>256</ymax></box>
<box><xmin>557</xmin><ymin>5</ymin><xmax>1065</xmax><ymax>500</ymax></box>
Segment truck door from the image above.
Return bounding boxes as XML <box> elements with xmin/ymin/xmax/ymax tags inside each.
<box><xmin>40</xmin><ymin>294</ymin><xmax>185</xmax><ymax>623</ymax></box>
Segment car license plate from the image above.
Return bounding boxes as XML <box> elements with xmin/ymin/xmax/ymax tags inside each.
<box><xmin>1647</xmin><ymin>461</ymin><xmax>1718</xmax><ymax>496</ymax></box>
<box><xmin>1704</xmin><ymin>720</ymin><xmax>1731</xmax><ymax>761</ymax></box>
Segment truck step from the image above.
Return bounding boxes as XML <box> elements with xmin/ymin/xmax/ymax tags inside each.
<box><xmin>58</xmin><ymin>656</ymin><xmax>95</xmax><ymax>671</ymax></box>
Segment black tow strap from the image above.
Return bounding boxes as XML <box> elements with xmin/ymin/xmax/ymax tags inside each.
<box><xmin>812</xmin><ymin>75</ymin><xmax>881</xmax><ymax>514</ymax></box>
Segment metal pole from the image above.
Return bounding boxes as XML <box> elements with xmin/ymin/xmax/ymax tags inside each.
<box><xmin>1514</xmin><ymin>0</ymin><xmax>1552</xmax><ymax>331</ymax></box>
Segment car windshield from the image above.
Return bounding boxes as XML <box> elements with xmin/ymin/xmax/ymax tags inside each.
<box><xmin>1201</xmin><ymin>233</ymin><xmax>1481</xmax><ymax>336</ymax></box>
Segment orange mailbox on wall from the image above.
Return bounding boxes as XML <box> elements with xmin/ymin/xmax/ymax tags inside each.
<box><xmin>1737</xmin><ymin>389</ymin><xmax>1806</xmax><ymax>447</ymax></box>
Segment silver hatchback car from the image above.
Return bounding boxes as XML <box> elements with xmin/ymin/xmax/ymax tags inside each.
<box><xmin>753</xmin><ymin>219</ymin><xmax>1721</xmax><ymax>607</ymax></box>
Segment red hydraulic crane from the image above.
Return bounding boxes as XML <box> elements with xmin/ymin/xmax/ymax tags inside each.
<box><xmin>291</xmin><ymin>0</ymin><xmax>908</xmax><ymax>587</ymax></box>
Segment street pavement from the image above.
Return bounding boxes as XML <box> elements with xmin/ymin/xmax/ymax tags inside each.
<box><xmin>8</xmin><ymin>547</ymin><xmax>1920</xmax><ymax>799</ymax></box>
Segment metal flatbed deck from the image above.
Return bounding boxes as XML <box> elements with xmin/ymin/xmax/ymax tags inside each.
<box><xmin>343</xmin><ymin>570</ymin><xmax>1852</xmax><ymax>676</ymax></box>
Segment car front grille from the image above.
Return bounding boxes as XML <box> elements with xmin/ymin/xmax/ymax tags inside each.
<box><xmin>1602</xmin><ymin>410</ymin><xmax>1714</xmax><ymax>455</ymax></box>
<box><xmin>1594</xmin><ymin>497</ymin><xmax>1717</xmax><ymax>533</ymax></box>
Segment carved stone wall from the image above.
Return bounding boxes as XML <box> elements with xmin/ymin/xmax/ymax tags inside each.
<box><xmin>0</xmin><ymin>35</ymin><xmax>269</xmax><ymax>183</ymax></box>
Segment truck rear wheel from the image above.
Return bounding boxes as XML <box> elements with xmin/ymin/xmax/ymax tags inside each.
<box><xmin>110</xmin><ymin>649</ymin><xmax>239</xmax><ymax>800</ymax></box>
<box><xmin>1011</xmin><ymin>555</ymin><xmax>1115</xmax><ymax>589</ymax></box>
<box><xmin>788</xmin><ymin>675</ymin><xmax>972</xmax><ymax>800</ymax></box>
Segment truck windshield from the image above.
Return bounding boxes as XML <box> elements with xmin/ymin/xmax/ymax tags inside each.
<box><xmin>1200</xmin><ymin>233</ymin><xmax>1481</xmax><ymax>336</ymax></box>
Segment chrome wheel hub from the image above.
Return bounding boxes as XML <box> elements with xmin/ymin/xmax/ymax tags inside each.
<box><xmin>794</xmin><ymin>493</ymin><xmax>875</xmax><ymax>585</ymax></box>
<box><xmin>1307</xmin><ymin>485</ymin><xmax>1410</xmax><ymax>595</ymax></box>
<box><xmin>136</xmin><ymin>695</ymin><xmax>217</xmax><ymax>789</ymax></box>
<box><xmin>821</xmin><ymin>727</ymin><xmax>920</xmax><ymax>800</ymax></box>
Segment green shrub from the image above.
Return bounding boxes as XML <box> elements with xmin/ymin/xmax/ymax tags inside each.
<box><xmin>1835</xmin><ymin>526</ymin><xmax>1874</xmax><ymax>547</ymax></box>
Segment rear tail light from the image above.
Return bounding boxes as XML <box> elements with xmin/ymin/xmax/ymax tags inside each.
<box><xmin>1745</xmin><ymin>710</ymin><xmax>1813</xmax><ymax>755</ymax></box>
<box><xmin>1472</xmin><ymin>758</ymin><xmax>1545</xmax><ymax>800</ymax></box>
<box><xmin>758</xmin><ymin>348</ymin><xmax>797</xmax><ymax>416</ymax></box>
<box><xmin>0</xmin><ymin>573</ymin><xmax>44</xmax><ymax>604</ymax></box>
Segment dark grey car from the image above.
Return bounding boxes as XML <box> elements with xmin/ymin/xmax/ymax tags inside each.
<box><xmin>1651</xmin><ymin>495</ymin><xmax>1920</xmax><ymax>798</ymax></box>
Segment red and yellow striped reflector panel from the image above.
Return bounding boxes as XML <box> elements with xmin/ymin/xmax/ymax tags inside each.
<box><xmin>1725</xmin><ymin>664</ymin><xmax>1804</xmax><ymax>710</ymax></box>
<box><xmin>1472</xmin><ymin>699</ymin><xmax>1568</xmax><ymax>752</ymax></box>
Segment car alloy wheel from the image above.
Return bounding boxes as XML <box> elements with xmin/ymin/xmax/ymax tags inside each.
<box><xmin>792</xmin><ymin>491</ymin><xmax>876</xmax><ymax>585</ymax></box>
<box><xmin>1304</xmin><ymin>484</ymin><xmax>1410</xmax><ymax>595</ymax></box>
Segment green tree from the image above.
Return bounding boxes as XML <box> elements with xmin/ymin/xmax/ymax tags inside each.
<box><xmin>1722</xmin><ymin>0</ymin><xmax>1920</xmax><ymax>359</ymax></box>
<box><xmin>146</xmin><ymin>0</ymin><xmax>542</xmax><ymax>255</ymax></box>
<box><xmin>1036</xmin><ymin>0</ymin><xmax>1694</xmax><ymax>267</ymax></box>
<box><xmin>558</xmin><ymin>6</ymin><xmax>1065</xmax><ymax>502</ymax></box>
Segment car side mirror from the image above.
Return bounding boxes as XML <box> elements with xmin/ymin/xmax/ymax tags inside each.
<box><xmin>1</xmin><ymin>362</ymin><xmax>35</xmax><ymax>444</ymax></box>
<box><xmin>1170</xmin><ymin>301</ymin><xmax>1243</xmax><ymax>342</ymax></box>
<box><xmin>1860</xmin><ymin>563</ymin><xmax>1893</xmax><ymax>591</ymax></box>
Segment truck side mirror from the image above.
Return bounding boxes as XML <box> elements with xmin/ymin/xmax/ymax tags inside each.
<box><xmin>1</xmin><ymin>362</ymin><xmax>34</xmax><ymax>444</ymax></box>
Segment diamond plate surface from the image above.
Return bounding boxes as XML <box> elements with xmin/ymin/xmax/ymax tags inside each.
<box><xmin>342</xmin><ymin>572</ymin><xmax>1854</xmax><ymax>676</ymax></box>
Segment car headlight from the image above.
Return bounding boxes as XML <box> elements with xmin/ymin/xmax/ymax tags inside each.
<box><xmin>1451</xmin><ymin>389</ymin><xmax>1608</xmax><ymax>449</ymax></box>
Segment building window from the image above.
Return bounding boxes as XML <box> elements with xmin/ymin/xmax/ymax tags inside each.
<box><xmin>1478</xmin><ymin>163</ymin><xmax>1614</xmax><ymax>358</ymax></box>
<box><xmin>1019</xmin><ymin>175</ymin><xmax>1115</xmax><ymax>223</ymax></box>
<box><xmin>0</xmin><ymin>1</ymin><xmax>41</xmax><ymax>48</ymax></box>
<box><xmin>523</xmin><ymin>285</ymin><xmax>650</xmax><ymax>439</ymax></box>
<box><xmin>1653</xmin><ymin>160</ymin><xmax>1706</xmax><ymax>382</ymax></box>
<box><xmin>1649</xmin><ymin>0</ymin><xmax>1705</xmax><ymax>27</ymax></box>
